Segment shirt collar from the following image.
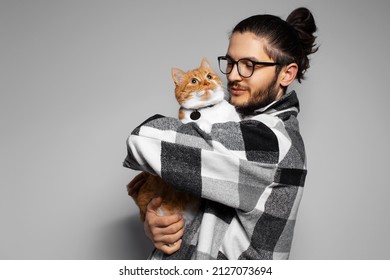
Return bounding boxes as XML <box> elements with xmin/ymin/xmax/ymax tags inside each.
<box><xmin>253</xmin><ymin>90</ymin><xmax>300</xmax><ymax>116</ymax></box>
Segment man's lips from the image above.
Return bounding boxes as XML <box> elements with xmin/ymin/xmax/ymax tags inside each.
<box><xmin>229</xmin><ymin>86</ymin><xmax>247</xmax><ymax>95</ymax></box>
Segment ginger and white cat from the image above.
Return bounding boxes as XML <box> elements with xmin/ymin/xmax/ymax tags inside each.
<box><xmin>130</xmin><ymin>58</ymin><xmax>240</xmax><ymax>225</ymax></box>
<box><xmin>172</xmin><ymin>58</ymin><xmax>240</xmax><ymax>132</ymax></box>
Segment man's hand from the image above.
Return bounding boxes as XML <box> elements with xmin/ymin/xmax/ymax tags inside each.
<box><xmin>144</xmin><ymin>197</ymin><xmax>185</xmax><ymax>255</ymax></box>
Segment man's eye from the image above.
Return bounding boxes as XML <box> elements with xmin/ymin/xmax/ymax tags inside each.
<box><xmin>242</xmin><ymin>60</ymin><xmax>253</xmax><ymax>68</ymax></box>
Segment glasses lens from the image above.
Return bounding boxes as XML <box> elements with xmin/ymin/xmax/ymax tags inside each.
<box><xmin>218</xmin><ymin>57</ymin><xmax>255</xmax><ymax>78</ymax></box>
<box><xmin>237</xmin><ymin>59</ymin><xmax>254</xmax><ymax>78</ymax></box>
<box><xmin>218</xmin><ymin>57</ymin><xmax>231</xmax><ymax>74</ymax></box>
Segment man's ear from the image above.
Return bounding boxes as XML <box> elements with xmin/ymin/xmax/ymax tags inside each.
<box><xmin>279</xmin><ymin>63</ymin><xmax>298</xmax><ymax>87</ymax></box>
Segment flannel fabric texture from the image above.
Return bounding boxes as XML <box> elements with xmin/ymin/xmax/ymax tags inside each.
<box><xmin>123</xmin><ymin>91</ymin><xmax>307</xmax><ymax>260</ymax></box>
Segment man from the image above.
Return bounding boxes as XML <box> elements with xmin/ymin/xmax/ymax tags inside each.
<box><xmin>124</xmin><ymin>7</ymin><xmax>318</xmax><ymax>259</ymax></box>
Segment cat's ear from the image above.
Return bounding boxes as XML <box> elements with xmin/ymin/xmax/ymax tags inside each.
<box><xmin>171</xmin><ymin>68</ymin><xmax>186</xmax><ymax>86</ymax></box>
<box><xmin>200</xmin><ymin>57</ymin><xmax>211</xmax><ymax>69</ymax></box>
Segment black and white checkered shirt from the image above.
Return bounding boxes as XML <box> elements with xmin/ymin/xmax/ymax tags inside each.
<box><xmin>124</xmin><ymin>91</ymin><xmax>307</xmax><ymax>260</ymax></box>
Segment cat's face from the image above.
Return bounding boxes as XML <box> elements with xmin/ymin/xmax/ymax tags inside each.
<box><xmin>172</xmin><ymin>58</ymin><xmax>225</xmax><ymax>109</ymax></box>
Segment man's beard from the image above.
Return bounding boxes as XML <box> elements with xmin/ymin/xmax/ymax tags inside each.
<box><xmin>229</xmin><ymin>75</ymin><xmax>279</xmax><ymax>116</ymax></box>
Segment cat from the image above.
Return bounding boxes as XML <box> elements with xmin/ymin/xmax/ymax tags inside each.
<box><xmin>172</xmin><ymin>57</ymin><xmax>240</xmax><ymax>133</ymax></box>
<box><xmin>129</xmin><ymin>58</ymin><xmax>240</xmax><ymax>225</ymax></box>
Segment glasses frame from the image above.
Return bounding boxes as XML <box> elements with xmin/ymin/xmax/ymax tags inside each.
<box><xmin>218</xmin><ymin>56</ymin><xmax>280</xmax><ymax>78</ymax></box>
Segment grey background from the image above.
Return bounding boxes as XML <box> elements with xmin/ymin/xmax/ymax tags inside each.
<box><xmin>1</xmin><ymin>0</ymin><xmax>389</xmax><ymax>259</ymax></box>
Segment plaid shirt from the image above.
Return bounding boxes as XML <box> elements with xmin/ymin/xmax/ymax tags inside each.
<box><xmin>123</xmin><ymin>91</ymin><xmax>307</xmax><ymax>260</ymax></box>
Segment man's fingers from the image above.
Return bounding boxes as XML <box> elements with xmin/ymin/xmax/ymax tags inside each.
<box><xmin>143</xmin><ymin>198</ymin><xmax>185</xmax><ymax>255</ymax></box>
<box><xmin>155</xmin><ymin>217</ymin><xmax>185</xmax><ymax>235</ymax></box>
<box><xmin>156</xmin><ymin>226</ymin><xmax>185</xmax><ymax>245</ymax></box>
<box><xmin>146</xmin><ymin>198</ymin><xmax>184</xmax><ymax>227</ymax></box>
<box><xmin>146</xmin><ymin>197</ymin><xmax>163</xmax><ymax>211</ymax></box>
<box><xmin>155</xmin><ymin>239</ymin><xmax>182</xmax><ymax>255</ymax></box>
<box><xmin>149</xmin><ymin>213</ymin><xmax>183</xmax><ymax>229</ymax></box>
<box><xmin>148</xmin><ymin>217</ymin><xmax>185</xmax><ymax>246</ymax></box>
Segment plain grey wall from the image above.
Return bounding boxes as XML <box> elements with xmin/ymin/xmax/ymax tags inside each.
<box><xmin>1</xmin><ymin>0</ymin><xmax>389</xmax><ymax>259</ymax></box>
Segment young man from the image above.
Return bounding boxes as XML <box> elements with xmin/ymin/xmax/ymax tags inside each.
<box><xmin>124</xmin><ymin>7</ymin><xmax>318</xmax><ymax>259</ymax></box>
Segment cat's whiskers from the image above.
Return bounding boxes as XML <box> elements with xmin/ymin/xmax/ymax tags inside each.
<box><xmin>195</xmin><ymin>90</ymin><xmax>206</xmax><ymax>97</ymax></box>
<box><xmin>221</xmin><ymin>85</ymin><xmax>232</xmax><ymax>101</ymax></box>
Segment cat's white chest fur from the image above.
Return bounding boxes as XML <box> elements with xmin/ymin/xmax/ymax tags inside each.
<box><xmin>180</xmin><ymin>99</ymin><xmax>240</xmax><ymax>133</ymax></box>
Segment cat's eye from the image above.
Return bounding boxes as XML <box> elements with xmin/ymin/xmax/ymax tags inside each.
<box><xmin>191</xmin><ymin>78</ymin><xmax>199</xmax><ymax>84</ymax></box>
<box><xmin>206</xmin><ymin>74</ymin><xmax>212</xmax><ymax>79</ymax></box>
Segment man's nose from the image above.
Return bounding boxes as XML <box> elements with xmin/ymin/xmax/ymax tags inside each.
<box><xmin>227</xmin><ymin>64</ymin><xmax>241</xmax><ymax>81</ymax></box>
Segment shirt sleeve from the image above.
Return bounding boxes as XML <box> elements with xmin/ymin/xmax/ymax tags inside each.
<box><xmin>123</xmin><ymin>114</ymin><xmax>289</xmax><ymax>212</ymax></box>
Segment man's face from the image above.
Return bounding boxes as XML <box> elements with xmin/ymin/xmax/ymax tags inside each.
<box><xmin>226</xmin><ymin>32</ymin><xmax>284</xmax><ymax>111</ymax></box>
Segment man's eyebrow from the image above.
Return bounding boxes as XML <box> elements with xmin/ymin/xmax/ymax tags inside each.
<box><xmin>225</xmin><ymin>54</ymin><xmax>260</xmax><ymax>62</ymax></box>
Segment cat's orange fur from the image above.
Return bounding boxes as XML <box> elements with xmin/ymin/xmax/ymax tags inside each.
<box><xmin>132</xmin><ymin>174</ymin><xmax>196</xmax><ymax>222</ymax></box>
<box><xmin>131</xmin><ymin>58</ymin><xmax>222</xmax><ymax>222</ymax></box>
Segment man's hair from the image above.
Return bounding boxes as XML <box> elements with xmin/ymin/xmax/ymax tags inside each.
<box><xmin>231</xmin><ymin>7</ymin><xmax>319</xmax><ymax>82</ymax></box>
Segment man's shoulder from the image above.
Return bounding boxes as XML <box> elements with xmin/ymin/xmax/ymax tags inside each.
<box><xmin>246</xmin><ymin>113</ymin><xmax>285</xmax><ymax>130</ymax></box>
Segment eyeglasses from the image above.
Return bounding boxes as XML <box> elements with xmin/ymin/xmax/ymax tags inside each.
<box><xmin>218</xmin><ymin>56</ymin><xmax>280</xmax><ymax>78</ymax></box>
